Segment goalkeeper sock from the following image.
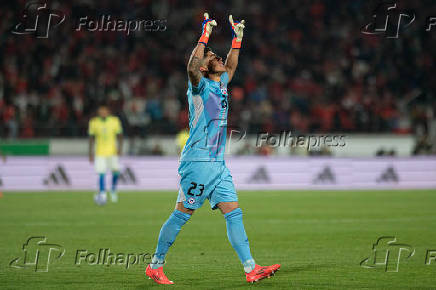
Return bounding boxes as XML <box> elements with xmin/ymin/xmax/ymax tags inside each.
<box><xmin>99</xmin><ymin>174</ymin><xmax>105</xmax><ymax>193</ymax></box>
<box><xmin>224</xmin><ymin>208</ymin><xmax>255</xmax><ymax>273</ymax></box>
<box><xmin>151</xmin><ymin>210</ymin><xmax>191</xmax><ymax>269</ymax></box>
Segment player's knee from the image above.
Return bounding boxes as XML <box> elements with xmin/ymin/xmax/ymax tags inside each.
<box><xmin>175</xmin><ymin>202</ymin><xmax>195</xmax><ymax>215</ymax></box>
<box><xmin>172</xmin><ymin>209</ymin><xmax>192</xmax><ymax>225</ymax></box>
<box><xmin>218</xmin><ymin>201</ymin><xmax>239</xmax><ymax>215</ymax></box>
<box><xmin>223</xmin><ymin>207</ymin><xmax>243</xmax><ymax>221</ymax></box>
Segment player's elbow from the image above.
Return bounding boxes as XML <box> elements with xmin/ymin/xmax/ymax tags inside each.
<box><xmin>187</xmin><ymin>64</ymin><xmax>197</xmax><ymax>76</ymax></box>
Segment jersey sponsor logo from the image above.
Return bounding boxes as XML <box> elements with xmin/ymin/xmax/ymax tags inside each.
<box><xmin>220</xmin><ymin>81</ymin><xmax>228</xmax><ymax>95</ymax></box>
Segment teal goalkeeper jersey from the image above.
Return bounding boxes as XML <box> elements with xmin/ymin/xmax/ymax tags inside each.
<box><xmin>180</xmin><ymin>72</ymin><xmax>230</xmax><ymax>162</ymax></box>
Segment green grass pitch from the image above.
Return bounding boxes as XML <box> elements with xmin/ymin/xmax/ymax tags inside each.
<box><xmin>1</xmin><ymin>190</ymin><xmax>436</xmax><ymax>289</ymax></box>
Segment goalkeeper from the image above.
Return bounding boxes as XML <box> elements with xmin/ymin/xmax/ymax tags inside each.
<box><xmin>146</xmin><ymin>13</ymin><xmax>280</xmax><ymax>284</ymax></box>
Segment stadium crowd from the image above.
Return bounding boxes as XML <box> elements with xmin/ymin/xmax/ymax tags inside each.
<box><xmin>0</xmin><ymin>0</ymin><xmax>434</xmax><ymax>139</ymax></box>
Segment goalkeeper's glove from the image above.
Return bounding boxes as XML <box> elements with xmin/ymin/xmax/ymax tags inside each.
<box><xmin>229</xmin><ymin>15</ymin><xmax>245</xmax><ymax>49</ymax></box>
<box><xmin>198</xmin><ymin>13</ymin><xmax>217</xmax><ymax>45</ymax></box>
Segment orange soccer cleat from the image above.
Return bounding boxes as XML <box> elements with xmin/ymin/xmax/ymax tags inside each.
<box><xmin>145</xmin><ymin>265</ymin><xmax>174</xmax><ymax>285</ymax></box>
<box><xmin>245</xmin><ymin>264</ymin><xmax>281</xmax><ymax>283</ymax></box>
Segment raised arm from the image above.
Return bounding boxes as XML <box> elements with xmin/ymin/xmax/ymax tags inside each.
<box><xmin>225</xmin><ymin>48</ymin><xmax>240</xmax><ymax>83</ymax></box>
<box><xmin>187</xmin><ymin>44</ymin><xmax>206</xmax><ymax>87</ymax></box>
<box><xmin>225</xmin><ymin>15</ymin><xmax>245</xmax><ymax>83</ymax></box>
<box><xmin>187</xmin><ymin>13</ymin><xmax>217</xmax><ymax>86</ymax></box>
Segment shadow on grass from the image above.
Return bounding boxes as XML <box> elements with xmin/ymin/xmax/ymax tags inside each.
<box><xmin>288</xmin><ymin>263</ymin><xmax>331</xmax><ymax>273</ymax></box>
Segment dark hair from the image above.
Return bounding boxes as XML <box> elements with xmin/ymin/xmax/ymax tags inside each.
<box><xmin>204</xmin><ymin>46</ymin><xmax>212</xmax><ymax>56</ymax></box>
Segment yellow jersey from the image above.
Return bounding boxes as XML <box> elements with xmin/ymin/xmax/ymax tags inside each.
<box><xmin>88</xmin><ymin>116</ymin><xmax>123</xmax><ymax>157</ymax></box>
<box><xmin>176</xmin><ymin>129</ymin><xmax>189</xmax><ymax>152</ymax></box>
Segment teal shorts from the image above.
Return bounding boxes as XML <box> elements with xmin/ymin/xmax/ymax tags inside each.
<box><xmin>177</xmin><ymin>161</ymin><xmax>237</xmax><ymax>210</ymax></box>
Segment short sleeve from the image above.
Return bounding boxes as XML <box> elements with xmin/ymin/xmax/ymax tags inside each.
<box><xmin>88</xmin><ymin>119</ymin><xmax>96</xmax><ymax>136</ymax></box>
<box><xmin>220</xmin><ymin>72</ymin><xmax>229</xmax><ymax>86</ymax></box>
<box><xmin>191</xmin><ymin>77</ymin><xmax>207</xmax><ymax>95</ymax></box>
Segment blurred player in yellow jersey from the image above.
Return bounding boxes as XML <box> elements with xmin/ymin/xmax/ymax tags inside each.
<box><xmin>88</xmin><ymin>105</ymin><xmax>123</xmax><ymax>205</ymax></box>
<box><xmin>175</xmin><ymin>128</ymin><xmax>189</xmax><ymax>154</ymax></box>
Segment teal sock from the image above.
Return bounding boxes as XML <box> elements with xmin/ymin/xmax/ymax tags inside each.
<box><xmin>224</xmin><ymin>208</ymin><xmax>255</xmax><ymax>273</ymax></box>
<box><xmin>151</xmin><ymin>210</ymin><xmax>191</xmax><ymax>269</ymax></box>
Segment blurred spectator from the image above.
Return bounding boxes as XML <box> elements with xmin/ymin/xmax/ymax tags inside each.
<box><xmin>0</xmin><ymin>0</ymin><xmax>435</xmax><ymax>139</ymax></box>
<box><xmin>151</xmin><ymin>144</ymin><xmax>164</xmax><ymax>156</ymax></box>
<box><xmin>308</xmin><ymin>145</ymin><xmax>332</xmax><ymax>156</ymax></box>
<box><xmin>175</xmin><ymin>128</ymin><xmax>189</xmax><ymax>154</ymax></box>
<box><xmin>257</xmin><ymin>144</ymin><xmax>273</xmax><ymax>156</ymax></box>
<box><xmin>376</xmin><ymin>148</ymin><xmax>398</xmax><ymax>157</ymax></box>
<box><xmin>236</xmin><ymin>144</ymin><xmax>253</xmax><ymax>156</ymax></box>
<box><xmin>376</xmin><ymin>148</ymin><xmax>386</xmax><ymax>156</ymax></box>
<box><xmin>412</xmin><ymin>135</ymin><xmax>433</xmax><ymax>155</ymax></box>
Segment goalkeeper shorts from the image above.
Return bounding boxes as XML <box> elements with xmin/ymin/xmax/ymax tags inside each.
<box><xmin>177</xmin><ymin>161</ymin><xmax>237</xmax><ymax>210</ymax></box>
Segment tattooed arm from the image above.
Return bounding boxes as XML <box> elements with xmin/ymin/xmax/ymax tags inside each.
<box><xmin>188</xmin><ymin>13</ymin><xmax>217</xmax><ymax>86</ymax></box>
<box><xmin>187</xmin><ymin>44</ymin><xmax>206</xmax><ymax>87</ymax></box>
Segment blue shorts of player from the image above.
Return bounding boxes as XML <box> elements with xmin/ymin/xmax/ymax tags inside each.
<box><xmin>177</xmin><ymin>161</ymin><xmax>237</xmax><ymax>210</ymax></box>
